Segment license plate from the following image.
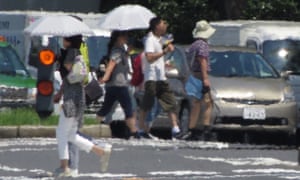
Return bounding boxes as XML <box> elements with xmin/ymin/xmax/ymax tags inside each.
<box><xmin>243</xmin><ymin>108</ymin><xmax>266</xmax><ymax>120</ymax></box>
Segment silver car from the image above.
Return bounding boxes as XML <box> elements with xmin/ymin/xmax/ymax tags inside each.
<box><xmin>209</xmin><ymin>47</ymin><xmax>298</xmax><ymax>135</ymax></box>
<box><xmin>136</xmin><ymin>46</ymin><xmax>298</xmax><ymax>139</ymax></box>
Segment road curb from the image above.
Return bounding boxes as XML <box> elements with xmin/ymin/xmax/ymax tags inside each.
<box><xmin>0</xmin><ymin>126</ymin><xmax>18</xmax><ymax>138</ymax></box>
<box><xmin>0</xmin><ymin>124</ymin><xmax>111</xmax><ymax>138</ymax></box>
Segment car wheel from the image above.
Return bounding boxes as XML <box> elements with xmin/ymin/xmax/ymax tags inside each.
<box><xmin>179</xmin><ymin>101</ymin><xmax>190</xmax><ymax>133</ymax></box>
<box><xmin>291</xmin><ymin>128</ymin><xmax>300</xmax><ymax>146</ymax></box>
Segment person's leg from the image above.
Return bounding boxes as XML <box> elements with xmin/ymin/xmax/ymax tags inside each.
<box><xmin>96</xmin><ymin>87</ymin><xmax>117</xmax><ymax>122</ymax></box>
<box><xmin>202</xmin><ymin>92</ymin><xmax>213</xmax><ymax>126</ymax></box>
<box><xmin>167</xmin><ymin>111</ymin><xmax>181</xmax><ymax>138</ymax></box>
<box><xmin>56</xmin><ymin>111</ymin><xmax>72</xmax><ymax>166</ymax></box>
<box><xmin>178</xmin><ymin>76</ymin><xmax>204</xmax><ymax>140</ymax></box>
<box><xmin>104</xmin><ymin>101</ymin><xmax>119</xmax><ymax>123</ymax></box>
<box><xmin>68</xmin><ymin>103</ymin><xmax>90</xmax><ymax>176</ymax></box>
<box><xmin>188</xmin><ymin>98</ymin><xmax>202</xmax><ymax>129</ymax></box>
<box><xmin>139</xmin><ymin>81</ymin><xmax>156</xmax><ymax>133</ymax></box>
<box><xmin>129</xmin><ymin>86</ymin><xmax>139</xmax><ymax>131</ymax></box>
<box><xmin>139</xmin><ymin>109</ymin><xmax>149</xmax><ymax>132</ymax></box>
<box><xmin>156</xmin><ymin>81</ymin><xmax>180</xmax><ymax>136</ymax></box>
<box><xmin>145</xmin><ymin>98</ymin><xmax>159</xmax><ymax>132</ymax></box>
<box><xmin>201</xmin><ymin>92</ymin><xmax>214</xmax><ymax>140</ymax></box>
<box><xmin>55</xmin><ymin>111</ymin><xmax>74</xmax><ymax>176</ymax></box>
<box><xmin>67</xmin><ymin>119</ymin><xmax>112</xmax><ymax>172</ymax></box>
<box><xmin>117</xmin><ymin>87</ymin><xmax>138</xmax><ymax>134</ymax></box>
<box><xmin>178</xmin><ymin>98</ymin><xmax>202</xmax><ymax>140</ymax></box>
<box><xmin>68</xmin><ymin>142</ymin><xmax>79</xmax><ymax>175</ymax></box>
<box><xmin>68</xmin><ymin>131</ymin><xmax>94</xmax><ymax>176</ymax></box>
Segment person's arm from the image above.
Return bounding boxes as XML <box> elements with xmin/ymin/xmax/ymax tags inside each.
<box><xmin>145</xmin><ymin>50</ymin><xmax>167</xmax><ymax>63</ymax></box>
<box><xmin>100</xmin><ymin>59</ymin><xmax>116</xmax><ymax>83</ymax></box>
<box><xmin>145</xmin><ymin>43</ymin><xmax>174</xmax><ymax>63</ymax></box>
<box><xmin>53</xmin><ymin>82</ymin><xmax>64</xmax><ymax>103</ymax></box>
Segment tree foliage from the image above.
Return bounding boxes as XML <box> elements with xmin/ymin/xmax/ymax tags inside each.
<box><xmin>243</xmin><ymin>0</ymin><xmax>300</xmax><ymax>20</ymax></box>
<box><xmin>100</xmin><ymin>0</ymin><xmax>300</xmax><ymax>44</ymax></box>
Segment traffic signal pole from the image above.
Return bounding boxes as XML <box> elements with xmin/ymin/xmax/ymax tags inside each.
<box><xmin>36</xmin><ymin>49</ymin><xmax>55</xmax><ymax>118</ymax></box>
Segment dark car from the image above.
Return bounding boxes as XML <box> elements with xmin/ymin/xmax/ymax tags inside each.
<box><xmin>0</xmin><ymin>39</ymin><xmax>36</xmax><ymax>108</ymax></box>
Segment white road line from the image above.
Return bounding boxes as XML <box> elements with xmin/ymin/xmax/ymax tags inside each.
<box><xmin>184</xmin><ymin>156</ymin><xmax>297</xmax><ymax>166</ymax></box>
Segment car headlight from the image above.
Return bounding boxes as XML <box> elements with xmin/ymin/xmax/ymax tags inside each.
<box><xmin>27</xmin><ymin>87</ymin><xmax>37</xmax><ymax>102</ymax></box>
<box><xmin>281</xmin><ymin>87</ymin><xmax>295</xmax><ymax>103</ymax></box>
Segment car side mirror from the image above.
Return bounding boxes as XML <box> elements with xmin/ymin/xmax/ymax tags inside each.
<box><xmin>280</xmin><ymin>70</ymin><xmax>292</xmax><ymax>79</ymax></box>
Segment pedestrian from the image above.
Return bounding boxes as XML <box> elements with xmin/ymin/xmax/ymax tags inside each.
<box><xmin>138</xmin><ymin>17</ymin><xmax>181</xmax><ymax>139</ymax></box>
<box><xmin>178</xmin><ymin>20</ymin><xmax>216</xmax><ymax>141</ymax></box>
<box><xmin>54</xmin><ymin>35</ymin><xmax>92</xmax><ymax>177</ymax></box>
<box><xmin>96</xmin><ymin>30</ymin><xmax>140</xmax><ymax>139</ymax></box>
<box><xmin>54</xmin><ymin>35</ymin><xmax>112</xmax><ymax>177</ymax></box>
<box><xmin>139</xmin><ymin>50</ymin><xmax>162</xmax><ymax>138</ymax></box>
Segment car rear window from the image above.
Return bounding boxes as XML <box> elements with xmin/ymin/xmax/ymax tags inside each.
<box><xmin>0</xmin><ymin>45</ymin><xmax>29</xmax><ymax>77</ymax></box>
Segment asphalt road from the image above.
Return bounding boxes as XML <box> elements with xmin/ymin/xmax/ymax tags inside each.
<box><xmin>1</xmin><ymin>138</ymin><xmax>300</xmax><ymax>180</ymax></box>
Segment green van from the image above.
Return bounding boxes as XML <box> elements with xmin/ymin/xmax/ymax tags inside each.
<box><xmin>0</xmin><ymin>39</ymin><xmax>36</xmax><ymax>108</ymax></box>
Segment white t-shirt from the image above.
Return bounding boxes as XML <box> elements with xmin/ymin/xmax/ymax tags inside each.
<box><xmin>143</xmin><ymin>32</ymin><xmax>167</xmax><ymax>81</ymax></box>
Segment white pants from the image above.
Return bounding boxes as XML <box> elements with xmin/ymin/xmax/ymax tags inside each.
<box><xmin>56</xmin><ymin>111</ymin><xmax>94</xmax><ymax>160</ymax></box>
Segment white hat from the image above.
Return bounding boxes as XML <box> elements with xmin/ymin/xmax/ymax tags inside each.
<box><xmin>192</xmin><ymin>20</ymin><xmax>216</xmax><ymax>39</ymax></box>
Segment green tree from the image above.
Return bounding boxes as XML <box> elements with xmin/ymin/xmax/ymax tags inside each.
<box><xmin>243</xmin><ymin>0</ymin><xmax>300</xmax><ymax>20</ymax></box>
<box><xmin>99</xmin><ymin>0</ymin><xmax>300</xmax><ymax>44</ymax></box>
<box><xmin>100</xmin><ymin>0</ymin><xmax>218</xmax><ymax>43</ymax></box>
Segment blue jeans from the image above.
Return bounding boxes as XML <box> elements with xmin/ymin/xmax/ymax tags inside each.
<box><xmin>97</xmin><ymin>86</ymin><xmax>133</xmax><ymax>119</ymax></box>
<box><xmin>145</xmin><ymin>98</ymin><xmax>161</xmax><ymax>124</ymax></box>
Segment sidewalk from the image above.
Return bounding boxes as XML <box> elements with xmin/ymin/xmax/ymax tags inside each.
<box><xmin>0</xmin><ymin>124</ymin><xmax>111</xmax><ymax>138</ymax></box>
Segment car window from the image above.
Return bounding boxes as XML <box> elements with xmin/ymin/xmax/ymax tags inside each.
<box><xmin>0</xmin><ymin>45</ymin><xmax>29</xmax><ymax>77</ymax></box>
<box><xmin>165</xmin><ymin>47</ymin><xmax>189</xmax><ymax>77</ymax></box>
<box><xmin>263</xmin><ymin>40</ymin><xmax>300</xmax><ymax>74</ymax></box>
<box><xmin>209</xmin><ymin>51</ymin><xmax>279</xmax><ymax>78</ymax></box>
<box><xmin>240</xmin><ymin>53</ymin><xmax>278</xmax><ymax>78</ymax></box>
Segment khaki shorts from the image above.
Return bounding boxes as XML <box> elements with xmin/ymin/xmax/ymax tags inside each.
<box><xmin>140</xmin><ymin>81</ymin><xmax>177</xmax><ymax>113</ymax></box>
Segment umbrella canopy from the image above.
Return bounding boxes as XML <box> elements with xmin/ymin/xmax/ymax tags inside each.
<box><xmin>24</xmin><ymin>15</ymin><xmax>94</xmax><ymax>37</ymax></box>
<box><xmin>98</xmin><ymin>4</ymin><xmax>156</xmax><ymax>31</ymax></box>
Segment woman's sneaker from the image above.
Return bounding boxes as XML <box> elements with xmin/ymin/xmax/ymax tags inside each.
<box><xmin>53</xmin><ymin>167</ymin><xmax>72</xmax><ymax>177</ymax></box>
<box><xmin>100</xmin><ymin>144</ymin><xmax>112</xmax><ymax>172</ymax></box>
<box><xmin>70</xmin><ymin>168</ymin><xmax>78</xmax><ymax>177</ymax></box>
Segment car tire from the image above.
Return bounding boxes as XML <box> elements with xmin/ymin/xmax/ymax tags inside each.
<box><xmin>292</xmin><ymin>128</ymin><xmax>300</xmax><ymax>146</ymax></box>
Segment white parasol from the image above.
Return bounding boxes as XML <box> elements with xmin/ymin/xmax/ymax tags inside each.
<box><xmin>24</xmin><ymin>15</ymin><xmax>94</xmax><ymax>37</ymax></box>
<box><xmin>97</xmin><ymin>4</ymin><xmax>156</xmax><ymax>31</ymax></box>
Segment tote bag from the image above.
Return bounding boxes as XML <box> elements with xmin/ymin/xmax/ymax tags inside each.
<box><xmin>67</xmin><ymin>55</ymin><xmax>88</xmax><ymax>84</ymax></box>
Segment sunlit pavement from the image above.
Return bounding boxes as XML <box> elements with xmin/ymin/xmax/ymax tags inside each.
<box><xmin>1</xmin><ymin>138</ymin><xmax>300</xmax><ymax>180</ymax></box>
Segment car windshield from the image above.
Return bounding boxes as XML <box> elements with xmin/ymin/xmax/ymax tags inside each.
<box><xmin>263</xmin><ymin>40</ymin><xmax>300</xmax><ymax>74</ymax></box>
<box><xmin>165</xmin><ymin>47</ymin><xmax>190</xmax><ymax>77</ymax></box>
<box><xmin>0</xmin><ymin>45</ymin><xmax>30</xmax><ymax>77</ymax></box>
<box><xmin>209</xmin><ymin>51</ymin><xmax>279</xmax><ymax>78</ymax></box>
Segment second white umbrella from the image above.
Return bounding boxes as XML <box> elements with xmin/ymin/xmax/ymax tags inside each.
<box><xmin>24</xmin><ymin>15</ymin><xmax>94</xmax><ymax>37</ymax></box>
